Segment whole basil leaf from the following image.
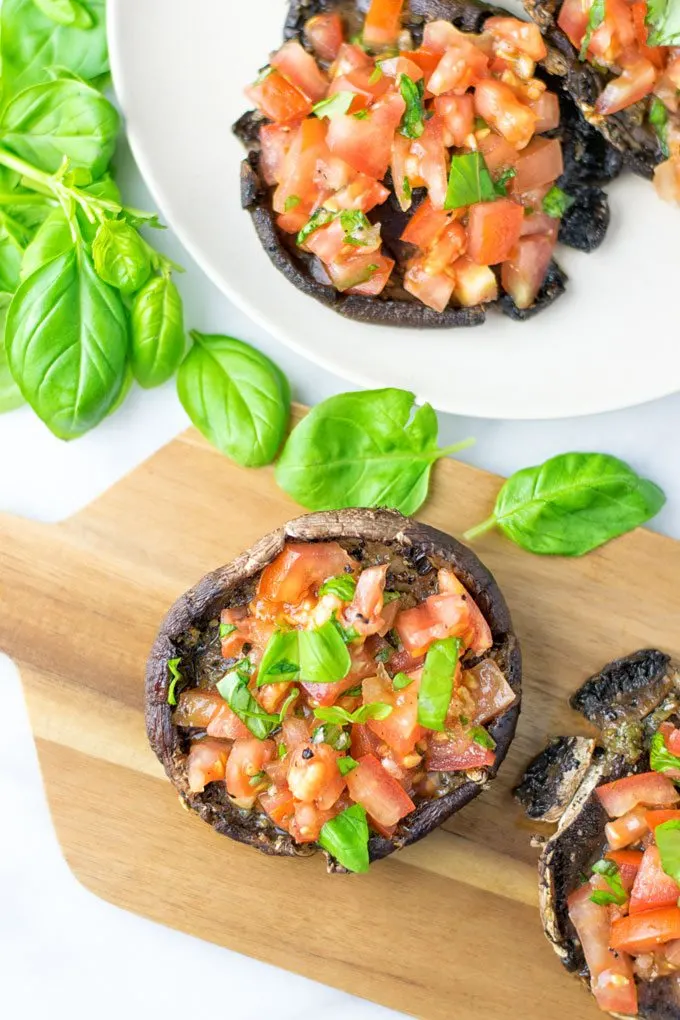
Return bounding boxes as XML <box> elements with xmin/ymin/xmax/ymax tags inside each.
<box><xmin>319</xmin><ymin>803</ymin><xmax>369</xmax><ymax>873</ymax></box>
<box><xmin>464</xmin><ymin>452</ymin><xmax>666</xmax><ymax>556</ymax></box>
<box><xmin>0</xmin><ymin>296</ymin><xmax>24</xmax><ymax>412</ymax></box>
<box><xmin>655</xmin><ymin>820</ymin><xmax>680</xmax><ymax>883</ymax></box>
<box><xmin>216</xmin><ymin>669</ymin><xmax>280</xmax><ymax>740</ymax></box>
<box><xmin>20</xmin><ymin>208</ymin><xmax>72</xmax><ymax>279</ymax></box>
<box><xmin>0</xmin><ymin>229</ymin><xmax>24</xmax><ymax>293</ymax></box>
<box><xmin>418</xmin><ymin>637</ymin><xmax>461</xmax><ymax>731</ymax></box>
<box><xmin>276</xmin><ymin>388</ymin><xmax>472</xmax><ymax>515</ymax></box>
<box><xmin>177</xmin><ymin>331</ymin><xmax>291</xmax><ymax>467</ymax></box>
<box><xmin>33</xmin><ymin>0</ymin><xmax>93</xmax><ymax>27</ymax></box>
<box><xmin>299</xmin><ymin>619</ymin><xmax>351</xmax><ymax>685</ymax></box>
<box><xmin>257</xmin><ymin>630</ymin><xmax>300</xmax><ymax>686</ymax></box>
<box><xmin>92</xmin><ymin>219</ymin><xmax>151</xmax><ymax>295</ymax></box>
<box><xmin>0</xmin><ymin>78</ymin><xmax>120</xmax><ymax>176</ymax></box>
<box><xmin>6</xmin><ymin>243</ymin><xmax>129</xmax><ymax>439</ymax></box>
<box><xmin>130</xmin><ymin>275</ymin><xmax>185</xmax><ymax>388</ymax></box>
<box><xmin>1</xmin><ymin>0</ymin><xmax>108</xmax><ymax>99</ymax></box>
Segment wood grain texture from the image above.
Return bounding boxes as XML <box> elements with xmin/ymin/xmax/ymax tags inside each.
<box><xmin>2</xmin><ymin>413</ymin><xmax>679</xmax><ymax>1020</ymax></box>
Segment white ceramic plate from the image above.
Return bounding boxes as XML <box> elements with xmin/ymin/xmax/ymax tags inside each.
<box><xmin>108</xmin><ymin>0</ymin><xmax>679</xmax><ymax>419</ymax></box>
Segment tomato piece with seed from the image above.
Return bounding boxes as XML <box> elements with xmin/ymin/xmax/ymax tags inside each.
<box><xmin>403</xmin><ymin>258</ymin><xmax>455</xmax><ymax>313</ymax></box>
<box><xmin>187</xmin><ymin>738</ymin><xmax>231</xmax><ymax>794</ymax></box>
<box><xmin>611</xmin><ymin>907</ymin><xmax>680</xmax><ymax>955</ymax></box>
<box><xmin>258</xmin><ymin>540</ymin><xmax>356</xmax><ymax>605</ymax></box>
<box><xmin>474</xmin><ymin>79</ymin><xmax>536</xmax><ymax>149</ymax></box>
<box><xmin>427</xmin><ymin>728</ymin><xmax>495</xmax><ymax>771</ymax></box>
<box><xmin>629</xmin><ymin>845</ymin><xmax>680</xmax><ymax>914</ymax></box>
<box><xmin>346</xmin><ymin>753</ymin><xmax>416</xmax><ymax>827</ymax></box>
<box><xmin>428</xmin><ymin>41</ymin><xmax>489</xmax><ymax>96</ymax></box>
<box><xmin>259</xmin><ymin>787</ymin><xmax>296</xmax><ymax>830</ymax></box>
<box><xmin>484</xmin><ymin>17</ymin><xmax>547</xmax><ymax>61</ymax></box>
<box><xmin>271</xmin><ymin>40</ymin><xmax>328</xmax><ymax>103</ymax></box>
<box><xmin>568</xmin><ymin>881</ymin><xmax>638</xmax><ymax>1015</ymax></box>
<box><xmin>596</xmin><ymin>57</ymin><xmax>657</xmax><ymax>116</ymax></box>
<box><xmin>363</xmin><ymin>669</ymin><xmax>422</xmax><ymax>756</ymax></box>
<box><xmin>605</xmin><ymin>804</ymin><xmax>651</xmax><ymax>850</ymax></box>
<box><xmin>435</xmin><ymin>94</ymin><xmax>474</xmax><ymax>147</ymax></box>
<box><xmin>225</xmin><ymin>738</ymin><xmax>276</xmax><ymax>806</ymax></box>
<box><xmin>597</xmin><ymin>772</ymin><xmax>680</xmax><ymax>818</ymax></box>
<box><xmin>501</xmin><ymin>233</ymin><xmax>554</xmax><ymax>310</ymax></box>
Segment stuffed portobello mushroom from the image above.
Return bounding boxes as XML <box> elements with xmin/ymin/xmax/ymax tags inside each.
<box><xmin>146</xmin><ymin>509</ymin><xmax>521</xmax><ymax>873</ymax></box>
<box><xmin>515</xmin><ymin>649</ymin><xmax>680</xmax><ymax>1018</ymax></box>
<box><xmin>234</xmin><ymin>0</ymin><xmax>615</xmax><ymax>327</ymax></box>
<box><xmin>524</xmin><ymin>0</ymin><xmax>680</xmax><ymax>197</ymax></box>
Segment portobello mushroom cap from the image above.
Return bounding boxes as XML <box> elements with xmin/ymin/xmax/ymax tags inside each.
<box><xmin>146</xmin><ymin>508</ymin><xmax>521</xmax><ymax>871</ymax></box>
<box><xmin>233</xmin><ymin>0</ymin><xmax>614</xmax><ymax>328</ymax></box>
<box><xmin>522</xmin><ymin>0</ymin><xmax>665</xmax><ymax>177</ymax></box>
<box><xmin>517</xmin><ymin>650</ymin><xmax>680</xmax><ymax>1018</ymax></box>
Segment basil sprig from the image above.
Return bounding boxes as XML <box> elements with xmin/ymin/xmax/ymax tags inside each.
<box><xmin>655</xmin><ymin>820</ymin><xmax>680</xmax><ymax>884</ymax></box>
<box><xmin>418</xmin><ymin>637</ymin><xmax>462</xmax><ymax>731</ymax></box>
<box><xmin>650</xmin><ymin>731</ymin><xmax>680</xmax><ymax>775</ymax></box>
<box><xmin>464</xmin><ymin>452</ymin><xmax>665</xmax><ymax>556</ymax></box>
<box><xmin>314</xmin><ymin>702</ymin><xmax>393</xmax><ymax>725</ymax></box>
<box><xmin>399</xmin><ymin>74</ymin><xmax>425</xmax><ymax>139</ymax></box>
<box><xmin>589</xmin><ymin>860</ymin><xmax>627</xmax><ymax>906</ymax></box>
<box><xmin>217</xmin><ymin>666</ymin><xmax>281</xmax><ymax>740</ymax></box>
<box><xmin>646</xmin><ymin>0</ymin><xmax>680</xmax><ymax>46</ymax></box>
<box><xmin>319</xmin><ymin>803</ymin><xmax>370</xmax><ymax>873</ymax></box>
<box><xmin>256</xmin><ymin>620</ymin><xmax>351</xmax><ymax>686</ymax></box>
<box><xmin>167</xmin><ymin>657</ymin><xmax>184</xmax><ymax>706</ymax></box>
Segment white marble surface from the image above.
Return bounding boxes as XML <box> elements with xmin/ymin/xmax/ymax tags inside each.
<box><xmin>2</xmin><ymin>138</ymin><xmax>680</xmax><ymax>1020</ymax></box>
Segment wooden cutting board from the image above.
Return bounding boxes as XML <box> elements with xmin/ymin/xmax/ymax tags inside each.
<box><xmin>3</xmin><ymin>415</ymin><xmax>679</xmax><ymax>1020</ymax></box>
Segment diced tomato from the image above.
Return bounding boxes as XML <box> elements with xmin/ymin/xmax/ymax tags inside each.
<box><xmin>467</xmin><ymin>198</ymin><xmax>524</xmax><ymax>265</ymax></box>
<box><xmin>271</xmin><ymin>40</ymin><xmax>328</xmax><ymax>103</ymax></box>
<box><xmin>611</xmin><ymin>907</ymin><xmax>680</xmax><ymax>955</ymax></box>
<box><xmin>258</xmin><ymin>541</ymin><xmax>356</xmax><ymax>605</ymax></box>
<box><xmin>629</xmin><ymin>845</ymin><xmax>680</xmax><ymax>914</ymax></box>
<box><xmin>304</xmin><ymin>12</ymin><xmax>344</xmax><ymax>63</ymax></box>
<box><xmin>255</xmin><ymin>680</ymin><xmax>295</xmax><ymax>716</ymax></box>
<box><xmin>331</xmin><ymin>42</ymin><xmax>373</xmax><ymax>78</ymax></box>
<box><xmin>427</xmin><ymin>728</ymin><xmax>495</xmax><ymax>771</ymax></box>
<box><xmin>351</xmin><ymin>722</ymin><xmax>383</xmax><ymax>759</ymax></box>
<box><xmin>557</xmin><ymin>0</ymin><xmax>589</xmax><ymax>50</ymax></box>
<box><xmin>437</xmin><ymin>570</ymin><xmax>494</xmax><ymax>653</ymax></box>
<box><xmin>259</xmin><ymin>786</ymin><xmax>296</xmax><ymax>829</ymax></box>
<box><xmin>379</xmin><ymin>55</ymin><xmax>424</xmax><ymax>82</ymax></box>
<box><xmin>520</xmin><ymin>209</ymin><xmax>559</xmax><ymax>243</ymax></box>
<box><xmin>477</xmin><ymin>131</ymin><xmax>519</xmax><ymax>174</ymax></box>
<box><xmin>174</xmin><ymin>688</ymin><xmax>226</xmax><ymax>727</ymax></box>
<box><xmin>484</xmin><ymin>16</ymin><xmax>547</xmax><ymax>61</ymax></box>
<box><xmin>363</xmin><ymin>669</ymin><xmax>422</xmax><ymax>756</ymax></box>
<box><xmin>220</xmin><ymin>606</ymin><xmax>249</xmax><ymax>657</ymax></box>
<box><xmin>323</xmin><ymin>175</ymin><xmax>390</xmax><ymax>212</ymax></box>
<box><xmin>401</xmin><ymin>198</ymin><xmax>454</xmax><ymax>248</ymax></box>
<box><xmin>303</xmin><ymin>218</ymin><xmax>347</xmax><ymax>261</ymax></box>
<box><xmin>207</xmin><ymin>703</ymin><xmax>252</xmax><ymax>740</ymax></box>
<box><xmin>597</xmin><ymin>772</ymin><xmax>680</xmax><ymax>818</ymax></box>
<box><xmin>225</xmin><ymin>738</ymin><xmax>275</xmax><ymax>806</ymax></box>
<box><xmin>389</xmin><ymin>648</ymin><xmax>426</xmax><ymax>675</ymax></box>
<box><xmin>511</xmin><ymin>136</ymin><xmax>563</xmax><ymax>194</ymax></box>
<box><xmin>302</xmin><ymin>642</ymin><xmax>376</xmax><ymax>707</ymax></box>
<box><xmin>346</xmin><ymin>753</ymin><xmax>416</xmax><ymax>827</ymax></box>
<box><xmin>663</xmin><ymin>724</ymin><xmax>680</xmax><ymax>758</ymax></box>
<box><xmin>596</xmin><ymin>57</ymin><xmax>657</xmax><ymax>115</ymax></box>
<box><xmin>423</xmin><ymin>20</ymin><xmax>465</xmax><ymax>53</ymax></box>
<box><xmin>409</xmin><ymin>115</ymin><xmax>449</xmax><ymax>209</ymax></box>
<box><xmin>501</xmin><ymin>233</ymin><xmax>554</xmax><ymax>310</ymax></box>
<box><xmin>363</xmin><ymin>0</ymin><xmax>405</xmax><ymax>49</ymax></box>
<box><xmin>474</xmin><ymin>79</ymin><xmax>537</xmax><ymax>149</ymax></box>
<box><xmin>343</xmin><ymin>564</ymin><xmax>387</xmax><ymax>636</ymax></box>
<box><xmin>462</xmin><ymin>658</ymin><xmax>516</xmax><ymax>725</ymax></box>
<box><xmin>631</xmin><ymin>2</ymin><xmax>666</xmax><ymax>67</ymax></box>
<box><xmin>276</xmin><ymin>205</ymin><xmax>311</xmax><ymax>234</ymax></box>
<box><xmin>287</xmin><ymin>742</ymin><xmax>346</xmax><ymax>809</ymax></box>
<box><xmin>328</xmin><ymin>67</ymin><xmax>389</xmax><ymax>104</ymax></box>
<box><xmin>647</xmin><ymin>809</ymin><xmax>680</xmax><ymax>832</ymax></box>
<box><xmin>272</xmin><ymin>118</ymin><xmax>329</xmax><ymax>214</ymax></box>
<box><xmin>186</xmin><ymin>738</ymin><xmax>231</xmax><ymax>794</ymax></box>
<box><xmin>422</xmin><ymin>221</ymin><xmax>467</xmax><ymax>274</ymax></box>
<box><xmin>606</xmin><ymin>804</ymin><xmax>651</xmax><ymax>851</ymax></box>
<box><xmin>428</xmin><ymin>41</ymin><xmax>489</xmax><ymax>96</ymax></box>
<box><xmin>327</xmin><ymin>92</ymin><xmax>405</xmax><ymax>179</ymax></box>
<box><xmin>435</xmin><ymin>94</ymin><xmax>475</xmax><ymax>148</ymax></box>
<box><xmin>606</xmin><ymin>849</ymin><xmax>644</xmax><ymax>892</ymax></box>
<box><xmin>568</xmin><ymin>882</ymin><xmax>638</xmax><ymax>1015</ymax></box>
<box><xmin>259</xmin><ymin>123</ymin><xmax>294</xmax><ymax>186</ymax></box>
<box><xmin>451</xmin><ymin>257</ymin><xmax>498</xmax><ymax>306</ymax></box>
<box><xmin>313</xmin><ymin>151</ymin><xmax>358</xmax><ymax>193</ymax></box>
<box><xmin>654</xmin><ymin>157</ymin><xmax>680</xmax><ymax>205</ymax></box>
<box><xmin>282</xmin><ymin>716</ymin><xmax>311</xmax><ymax>751</ymax></box>
<box><xmin>246</xmin><ymin>69</ymin><xmax>312</xmax><ymax>124</ymax></box>
<box><xmin>264</xmin><ymin>756</ymin><xmax>289</xmax><ymax>787</ymax></box>
<box><xmin>396</xmin><ymin>571</ymin><xmax>492</xmax><ymax>657</ymax></box>
<box><xmin>327</xmin><ymin>250</ymin><xmax>393</xmax><ymax>293</ymax></box>
<box><xmin>289</xmin><ymin>800</ymin><xmax>337</xmax><ymax>843</ymax></box>
<box><xmin>403</xmin><ymin>258</ymin><xmax>455</xmax><ymax>313</ymax></box>
<box><xmin>593</xmin><ymin>0</ymin><xmax>636</xmax><ymax>60</ymax></box>
<box><xmin>347</xmin><ymin>253</ymin><xmax>395</xmax><ymax>296</ymax></box>
<box><xmin>406</xmin><ymin>47</ymin><xmax>442</xmax><ymax>85</ymax></box>
<box><xmin>529</xmin><ymin>91</ymin><xmax>560</xmax><ymax>133</ymax></box>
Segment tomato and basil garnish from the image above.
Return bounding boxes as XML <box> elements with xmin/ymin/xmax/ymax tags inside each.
<box><xmin>245</xmin><ymin>1</ymin><xmax>572</xmax><ymax>312</ymax></box>
<box><xmin>170</xmin><ymin>540</ymin><xmax>510</xmax><ymax>871</ymax></box>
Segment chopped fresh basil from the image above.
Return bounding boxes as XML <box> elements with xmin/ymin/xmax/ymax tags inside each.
<box><xmin>649</xmin><ymin>97</ymin><xmax>670</xmax><ymax>157</ymax></box>
<box><xmin>249</xmin><ymin>770</ymin><xmax>267</xmax><ymax>787</ymax></box>
<box><xmin>278</xmin><ymin>687</ymin><xmax>300</xmax><ymax>723</ymax></box>
<box><xmin>369</xmin><ymin>64</ymin><xmax>383</xmax><ymax>85</ymax></box>
<box><xmin>589</xmin><ymin>859</ymin><xmax>628</xmax><ymax>906</ymax></box>
<box><xmin>297</xmin><ymin>209</ymin><xmax>335</xmax><ymax>247</ymax></box>
<box><xmin>470</xmin><ymin>726</ymin><xmax>496</xmax><ymax>750</ymax></box>
<box><xmin>579</xmin><ymin>0</ymin><xmax>605</xmax><ymax>59</ymax></box>
<box><xmin>543</xmin><ymin>186</ymin><xmax>575</xmax><ymax>219</ymax></box>
<box><xmin>344</xmin><ymin>684</ymin><xmax>363</xmax><ymax>698</ymax></box>
<box><xmin>284</xmin><ymin>194</ymin><xmax>301</xmax><ymax>212</ymax></box>
<box><xmin>257</xmin><ymin>621</ymin><xmax>351</xmax><ymax>686</ymax></box>
<box><xmin>393</xmin><ymin>672</ymin><xmax>415</xmax><ymax>691</ymax></box>
<box><xmin>277</xmin><ymin>742</ymin><xmax>287</xmax><ymax>759</ymax></box>
<box><xmin>650</xmin><ymin>731</ymin><xmax>680</xmax><ymax>776</ymax></box>
<box><xmin>418</xmin><ymin>637</ymin><xmax>462</xmax><ymax>731</ymax></box>
<box><xmin>216</xmin><ymin>669</ymin><xmax>280</xmax><ymax>740</ymax></box>
<box><xmin>366</xmin><ymin>264</ymin><xmax>379</xmax><ymax>273</ymax></box>
<box><xmin>655</xmin><ymin>820</ymin><xmax>680</xmax><ymax>884</ymax></box>
<box><xmin>474</xmin><ymin>116</ymin><xmax>488</xmax><ymax>132</ymax></box>
<box><xmin>646</xmin><ymin>0</ymin><xmax>680</xmax><ymax>45</ymax></box>
<box><xmin>167</xmin><ymin>658</ymin><xmax>184</xmax><ymax>706</ymax></box>
<box><xmin>403</xmin><ymin>177</ymin><xmax>412</xmax><ymax>201</ymax></box>
<box><xmin>494</xmin><ymin>167</ymin><xmax>517</xmax><ymax>197</ymax></box>
<box><xmin>337</xmin><ymin>755</ymin><xmax>359</xmax><ymax>776</ymax></box>
<box><xmin>234</xmin><ymin>656</ymin><xmax>254</xmax><ymax>675</ymax></box>
<box><xmin>383</xmin><ymin>591</ymin><xmax>401</xmax><ymax>604</ymax></box>
<box><xmin>375</xmin><ymin>647</ymin><xmax>391</xmax><ymax>663</ymax></box>
<box><xmin>354</xmin><ymin>109</ymin><xmax>369</xmax><ymax>119</ymax></box>
<box><xmin>319</xmin><ymin>574</ymin><xmax>357</xmax><ymax>601</ymax></box>
<box><xmin>312</xmin><ymin>723</ymin><xmax>352</xmax><ymax>750</ymax></box>
<box><xmin>445</xmin><ymin>152</ymin><xmax>497</xmax><ymax>211</ymax></box>
<box><xmin>332</xmin><ymin>616</ymin><xmax>360</xmax><ymax>645</ymax></box>
<box><xmin>257</xmin><ymin>630</ymin><xmax>300</xmax><ymax>685</ymax></box>
<box><xmin>254</xmin><ymin>65</ymin><xmax>273</xmax><ymax>85</ymax></box>
<box><xmin>339</xmin><ymin>210</ymin><xmax>374</xmax><ymax>246</ymax></box>
<box><xmin>399</xmin><ymin>74</ymin><xmax>426</xmax><ymax>139</ymax></box>
<box><xmin>319</xmin><ymin>803</ymin><xmax>370</xmax><ymax>873</ymax></box>
<box><xmin>313</xmin><ymin>91</ymin><xmax>354</xmax><ymax>119</ymax></box>
<box><xmin>314</xmin><ymin>701</ymin><xmax>393</xmax><ymax>726</ymax></box>
<box><xmin>460</xmin><ymin>714</ymin><xmax>469</xmax><ymax>726</ymax></box>
<box><xmin>219</xmin><ymin>622</ymin><xmax>237</xmax><ymax>639</ymax></box>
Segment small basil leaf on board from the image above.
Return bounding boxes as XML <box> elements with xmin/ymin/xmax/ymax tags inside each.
<box><xmin>131</xmin><ymin>275</ymin><xmax>185</xmax><ymax>388</ymax></box>
<box><xmin>464</xmin><ymin>452</ymin><xmax>666</xmax><ymax>556</ymax></box>
<box><xmin>299</xmin><ymin>619</ymin><xmax>351</xmax><ymax>685</ymax></box>
<box><xmin>646</xmin><ymin>0</ymin><xmax>680</xmax><ymax>45</ymax></box>
<box><xmin>177</xmin><ymin>331</ymin><xmax>291</xmax><ymax>467</ymax></box>
<box><xmin>1</xmin><ymin>0</ymin><xmax>108</xmax><ymax>99</ymax></box>
<box><xmin>216</xmin><ymin>669</ymin><xmax>280</xmax><ymax>740</ymax></box>
<box><xmin>0</xmin><ymin>296</ymin><xmax>24</xmax><ymax>413</ymax></box>
<box><xmin>0</xmin><ymin>78</ymin><xmax>119</xmax><ymax>176</ymax></box>
<box><xmin>655</xmin><ymin>820</ymin><xmax>680</xmax><ymax>883</ymax></box>
<box><xmin>579</xmin><ymin>0</ymin><xmax>605</xmax><ymax>59</ymax></box>
<box><xmin>257</xmin><ymin>630</ymin><xmax>300</xmax><ymax>686</ymax></box>
<box><xmin>166</xmin><ymin>658</ymin><xmax>184</xmax><ymax>706</ymax></box>
<box><xmin>418</xmin><ymin>637</ymin><xmax>461</xmax><ymax>731</ymax></box>
<box><xmin>650</xmin><ymin>731</ymin><xmax>680</xmax><ymax>775</ymax></box>
<box><xmin>319</xmin><ymin>803</ymin><xmax>370</xmax><ymax>873</ymax></box>
<box><xmin>445</xmin><ymin>152</ymin><xmax>497</xmax><ymax>210</ymax></box>
<box><xmin>92</xmin><ymin>219</ymin><xmax>151</xmax><ymax>295</ymax></box>
<box><xmin>32</xmin><ymin>0</ymin><xmax>93</xmax><ymax>28</ymax></box>
<box><xmin>337</xmin><ymin>756</ymin><xmax>359</xmax><ymax>776</ymax></box>
<box><xmin>6</xmin><ymin>243</ymin><xmax>129</xmax><ymax>439</ymax></box>
<box><xmin>318</xmin><ymin>575</ymin><xmax>357</xmax><ymax>601</ymax></box>
<box><xmin>276</xmin><ymin>388</ymin><xmax>473</xmax><ymax>515</ymax></box>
